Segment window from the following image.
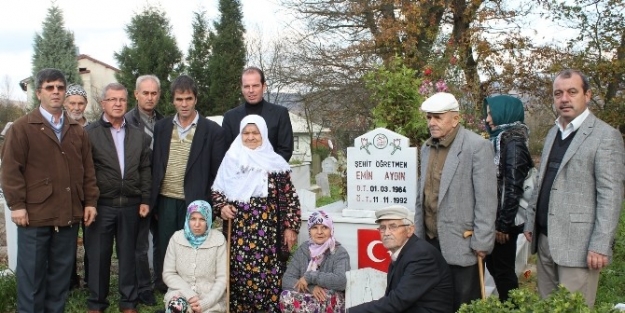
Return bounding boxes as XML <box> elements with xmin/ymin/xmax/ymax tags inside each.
<box><xmin>294</xmin><ymin>136</ymin><xmax>299</xmax><ymax>151</ymax></box>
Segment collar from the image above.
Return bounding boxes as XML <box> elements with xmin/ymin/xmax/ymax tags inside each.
<box><xmin>101</xmin><ymin>114</ymin><xmax>126</xmax><ymax>129</ymax></box>
<box><xmin>555</xmin><ymin>108</ymin><xmax>590</xmax><ymax>133</ymax></box>
<box><xmin>425</xmin><ymin>124</ymin><xmax>460</xmax><ymax>147</ymax></box>
<box><xmin>38</xmin><ymin>106</ymin><xmax>64</xmax><ymax>125</ymax></box>
<box><xmin>138</xmin><ymin>107</ymin><xmax>156</xmax><ymax>121</ymax></box>
<box><xmin>172</xmin><ymin>110</ymin><xmax>200</xmax><ymax>127</ymax></box>
<box><xmin>391</xmin><ymin>239</ymin><xmax>409</xmax><ymax>261</ymax></box>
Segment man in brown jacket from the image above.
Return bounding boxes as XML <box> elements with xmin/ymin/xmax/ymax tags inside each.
<box><xmin>0</xmin><ymin>68</ymin><xmax>99</xmax><ymax>313</ymax></box>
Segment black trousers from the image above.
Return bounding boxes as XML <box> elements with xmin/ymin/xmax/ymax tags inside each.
<box><xmin>155</xmin><ymin>195</ymin><xmax>187</xmax><ymax>288</ymax></box>
<box><xmin>85</xmin><ymin>204</ymin><xmax>139</xmax><ymax>311</ymax></box>
<box><xmin>17</xmin><ymin>225</ymin><xmax>78</xmax><ymax>313</ymax></box>
<box><xmin>135</xmin><ymin>213</ymin><xmax>153</xmax><ymax>293</ymax></box>
<box><xmin>485</xmin><ymin>231</ymin><xmax>520</xmax><ymax>301</ymax></box>
<box><xmin>427</xmin><ymin>237</ymin><xmax>481</xmax><ymax>312</ymax></box>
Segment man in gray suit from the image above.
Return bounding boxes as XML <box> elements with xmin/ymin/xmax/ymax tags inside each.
<box><xmin>414</xmin><ymin>92</ymin><xmax>497</xmax><ymax>311</ymax></box>
<box><xmin>524</xmin><ymin>69</ymin><xmax>625</xmax><ymax>307</ymax></box>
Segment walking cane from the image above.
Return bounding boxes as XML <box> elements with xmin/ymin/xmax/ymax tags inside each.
<box><xmin>226</xmin><ymin>218</ymin><xmax>232</xmax><ymax>313</ymax></box>
<box><xmin>463</xmin><ymin>230</ymin><xmax>486</xmax><ymax>300</ymax></box>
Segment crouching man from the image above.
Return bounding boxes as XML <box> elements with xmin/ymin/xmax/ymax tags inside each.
<box><xmin>348</xmin><ymin>205</ymin><xmax>454</xmax><ymax>313</ymax></box>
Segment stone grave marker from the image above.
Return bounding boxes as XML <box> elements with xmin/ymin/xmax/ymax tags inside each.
<box><xmin>345</xmin><ymin>128</ymin><xmax>418</xmax><ymax>217</ymax></box>
<box><xmin>321</xmin><ymin>156</ymin><xmax>338</xmax><ymax>174</ymax></box>
<box><xmin>315</xmin><ymin>172</ymin><xmax>331</xmax><ymax>197</ymax></box>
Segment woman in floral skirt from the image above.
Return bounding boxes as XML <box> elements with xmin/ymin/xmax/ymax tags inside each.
<box><xmin>212</xmin><ymin>114</ymin><xmax>301</xmax><ymax>312</ymax></box>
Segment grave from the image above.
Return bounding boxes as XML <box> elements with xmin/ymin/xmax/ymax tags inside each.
<box><xmin>345</xmin><ymin>128</ymin><xmax>417</xmax><ymax>218</ymax></box>
<box><xmin>321</xmin><ymin>156</ymin><xmax>338</xmax><ymax>174</ymax></box>
<box><xmin>315</xmin><ymin>172</ymin><xmax>331</xmax><ymax>197</ymax></box>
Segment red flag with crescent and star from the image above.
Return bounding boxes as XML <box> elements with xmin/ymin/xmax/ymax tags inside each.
<box><xmin>357</xmin><ymin>229</ymin><xmax>391</xmax><ymax>273</ymax></box>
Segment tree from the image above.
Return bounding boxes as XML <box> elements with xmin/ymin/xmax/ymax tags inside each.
<box><xmin>114</xmin><ymin>5</ymin><xmax>183</xmax><ymax>115</ymax></box>
<box><xmin>542</xmin><ymin>0</ymin><xmax>625</xmax><ymax>132</ymax></box>
<box><xmin>31</xmin><ymin>3</ymin><xmax>81</xmax><ymax>107</ymax></box>
<box><xmin>187</xmin><ymin>10</ymin><xmax>213</xmax><ymax>116</ymax></box>
<box><xmin>207</xmin><ymin>0</ymin><xmax>246</xmax><ymax>115</ymax></box>
<box><xmin>0</xmin><ymin>76</ymin><xmax>26</xmax><ymax>133</ymax></box>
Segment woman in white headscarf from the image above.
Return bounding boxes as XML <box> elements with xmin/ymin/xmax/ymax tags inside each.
<box><xmin>212</xmin><ymin>114</ymin><xmax>301</xmax><ymax>313</ymax></box>
<box><xmin>279</xmin><ymin>210</ymin><xmax>350</xmax><ymax>313</ymax></box>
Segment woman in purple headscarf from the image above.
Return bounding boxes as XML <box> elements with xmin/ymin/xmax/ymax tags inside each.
<box><xmin>279</xmin><ymin>210</ymin><xmax>351</xmax><ymax>313</ymax></box>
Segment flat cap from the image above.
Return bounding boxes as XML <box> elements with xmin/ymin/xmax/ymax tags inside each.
<box><xmin>420</xmin><ymin>92</ymin><xmax>459</xmax><ymax>113</ymax></box>
<box><xmin>375</xmin><ymin>205</ymin><xmax>414</xmax><ymax>224</ymax></box>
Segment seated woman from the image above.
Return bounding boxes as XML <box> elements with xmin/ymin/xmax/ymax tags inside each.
<box><xmin>280</xmin><ymin>210</ymin><xmax>350</xmax><ymax>313</ymax></box>
<box><xmin>162</xmin><ymin>200</ymin><xmax>227</xmax><ymax>313</ymax></box>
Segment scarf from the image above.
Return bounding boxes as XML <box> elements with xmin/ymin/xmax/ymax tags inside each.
<box><xmin>183</xmin><ymin>200</ymin><xmax>212</xmax><ymax>249</ymax></box>
<box><xmin>484</xmin><ymin>95</ymin><xmax>529</xmax><ymax>167</ymax></box>
<box><xmin>212</xmin><ymin>114</ymin><xmax>291</xmax><ymax>203</ymax></box>
<box><xmin>307</xmin><ymin>210</ymin><xmax>336</xmax><ymax>271</ymax></box>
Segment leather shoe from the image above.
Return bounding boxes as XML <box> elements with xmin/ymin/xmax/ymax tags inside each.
<box><xmin>154</xmin><ymin>282</ymin><xmax>168</xmax><ymax>293</ymax></box>
<box><xmin>138</xmin><ymin>290</ymin><xmax>157</xmax><ymax>306</ymax></box>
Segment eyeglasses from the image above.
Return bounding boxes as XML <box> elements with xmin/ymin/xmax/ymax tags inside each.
<box><xmin>104</xmin><ymin>98</ymin><xmax>128</xmax><ymax>104</ymax></box>
<box><xmin>42</xmin><ymin>85</ymin><xmax>66</xmax><ymax>92</ymax></box>
<box><xmin>377</xmin><ymin>224</ymin><xmax>411</xmax><ymax>232</ymax></box>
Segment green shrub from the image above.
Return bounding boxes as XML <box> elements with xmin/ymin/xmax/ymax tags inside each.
<box><xmin>458</xmin><ymin>286</ymin><xmax>618</xmax><ymax>313</ymax></box>
<box><xmin>0</xmin><ymin>270</ymin><xmax>17</xmax><ymax>312</ymax></box>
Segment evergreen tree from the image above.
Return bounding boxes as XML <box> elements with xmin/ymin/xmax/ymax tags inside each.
<box><xmin>187</xmin><ymin>10</ymin><xmax>212</xmax><ymax>116</ymax></box>
<box><xmin>31</xmin><ymin>4</ymin><xmax>81</xmax><ymax>107</ymax></box>
<box><xmin>207</xmin><ymin>0</ymin><xmax>246</xmax><ymax>115</ymax></box>
<box><xmin>114</xmin><ymin>5</ymin><xmax>183</xmax><ymax>115</ymax></box>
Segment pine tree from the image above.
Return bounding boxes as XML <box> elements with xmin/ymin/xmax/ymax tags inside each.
<box><xmin>114</xmin><ymin>5</ymin><xmax>183</xmax><ymax>115</ymax></box>
<box><xmin>207</xmin><ymin>0</ymin><xmax>246</xmax><ymax>115</ymax></box>
<box><xmin>187</xmin><ymin>10</ymin><xmax>212</xmax><ymax>116</ymax></box>
<box><xmin>31</xmin><ymin>4</ymin><xmax>81</xmax><ymax>106</ymax></box>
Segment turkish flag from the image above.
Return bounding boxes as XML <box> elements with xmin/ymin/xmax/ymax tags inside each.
<box><xmin>357</xmin><ymin>229</ymin><xmax>391</xmax><ymax>273</ymax></box>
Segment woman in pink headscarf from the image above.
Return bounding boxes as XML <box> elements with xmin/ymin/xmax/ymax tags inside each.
<box><xmin>279</xmin><ymin>210</ymin><xmax>351</xmax><ymax>313</ymax></box>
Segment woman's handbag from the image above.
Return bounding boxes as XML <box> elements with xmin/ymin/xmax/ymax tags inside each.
<box><xmin>514</xmin><ymin>167</ymin><xmax>538</xmax><ymax>226</ymax></box>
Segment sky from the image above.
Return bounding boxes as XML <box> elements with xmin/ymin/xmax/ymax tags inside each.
<box><xmin>0</xmin><ymin>0</ymin><xmax>291</xmax><ymax>100</ymax></box>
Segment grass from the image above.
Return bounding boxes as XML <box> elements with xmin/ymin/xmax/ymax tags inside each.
<box><xmin>316</xmin><ymin>173</ymin><xmax>343</xmax><ymax>207</ymax></box>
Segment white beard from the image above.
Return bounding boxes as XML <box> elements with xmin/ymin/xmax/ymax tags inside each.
<box><xmin>69</xmin><ymin>112</ymin><xmax>84</xmax><ymax>121</ymax></box>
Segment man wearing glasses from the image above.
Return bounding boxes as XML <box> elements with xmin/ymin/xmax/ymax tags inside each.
<box><xmin>348</xmin><ymin>205</ymin><xmax>453</xmax><ymax>313</ymax></box>
<box><xmin>0</xmin><ymin>68</ymin><xmax>99</xmax><ymax>313</ymax></box>
<box><xmin>84</xmin><ymin>83</ymin><xmax>152</xmax><ymax>313</ymax></box>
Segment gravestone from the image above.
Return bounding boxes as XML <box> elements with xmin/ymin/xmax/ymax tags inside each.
<box><xmin>298</xmin><ymin>189</ymin><xmax>317</xmax><ymax>213</ymax></box>
<box><xmin>345</xmin><ymin>128</ymin><xmax>418</xmax><ymax>217</ymax></box>
<box><xmin>290</xmin><ymin>162</ymin><xmax>311</xmax><ymax>192</ymax></box>
<box><xmin>315</xmin><ymin>172</ymin><xmax>331</xmax><ymax>197</ymax></box>
<box><xmin>345</xmin><ymin>268</ymin><xmax>387</xmax><ymax>308</ymax></box>
<box><xmin>1</xmin><ymin>196</ymin><xmax>17</xmax><ymax>272</ymax></box>
<box><xmin>321</xmin><ymin>156</ymin><xmax>338</xmax><ymax>174</ymax></box>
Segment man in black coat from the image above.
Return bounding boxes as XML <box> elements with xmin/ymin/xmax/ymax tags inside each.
<box><xmin>85</xmin><ymin>83</ymin><xmax>152</xmax><ymax>313</ymax></box>
<box><xmin>221</xmin><ymin>66</ymin><xmax>293</xmax><ymax>161</ymax></box>
<box><xmin>348</xmin><ymin>205</ymin><xmax>454</xmax><ymax>313</ymax></box>
<box><xmin>150</xmin><ymin>75</ymin><xmax>226</xmax><ymax>286</ymax></box>
<box><xmin>124</xmin><ymin>74</ymin><xmax>166</xmax><ymax>300</ymax></box>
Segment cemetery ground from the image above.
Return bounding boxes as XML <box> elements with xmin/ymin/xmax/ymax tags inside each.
<box><xmin>1</xmin><ymin>202</ymin><xmax>624</xmax><ymax>312</ymax></box>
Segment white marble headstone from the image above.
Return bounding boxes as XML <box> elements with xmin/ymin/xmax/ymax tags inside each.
<box><xmin>345</xmin><ymin>128</ymin><xmax>418</xmax><ymax>218</ymax></box>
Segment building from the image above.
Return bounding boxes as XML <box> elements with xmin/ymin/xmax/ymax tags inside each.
<box><xmin>19</xmin><ymin>54</ymin><xmax>120</xmax><ymax>113</ymax></box>
<box><xmin>206</xmin><ymin>111</ymin><xmax>332</xmax><ymax>163</ymax></box>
